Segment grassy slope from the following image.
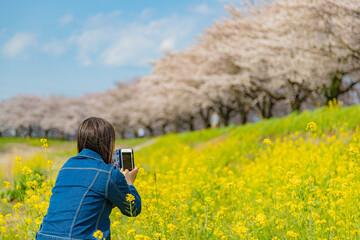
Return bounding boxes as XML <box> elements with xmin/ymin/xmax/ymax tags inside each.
<box><xmin>172</xmin><ymin>103</ymin><xmax>358</xmax><ymax>145</ymax></box>
<box><xmin>179</xmin><ymin>103</ymin><xmax>359</xmax><ymax>144</ymax></box>
<box><xmin>136</xmin><ymin>104</ymin><xmax>360</xmax><ymax>172</ymax></box>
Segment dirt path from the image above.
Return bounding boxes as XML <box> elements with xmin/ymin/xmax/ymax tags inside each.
<box><xmin>194</xmin><ymin>134</ymin><xmax>229</xmax><ymax>151</ymax></box>
<box><xmin>0</xmin><ymin>143</ymin><xmax>43</xmax><ymax>179</ymax></box>
<box><xmin>132</xmin><ymin>139</ymin><xmax>157</xmax><ymax>151</ymax></box>
<box><xmin>0</xmin><ymin>143</ymin><xmax>41</xmax><ymax>163</ymax></box>
<box><xmin>0</xmin><ymin>139</ymin><xmax>157</xmax><ymax>179</ymax></box>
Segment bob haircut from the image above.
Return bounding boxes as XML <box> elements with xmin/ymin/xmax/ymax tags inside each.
<box><xmin>77</xmin><ymin>117</ymin><xmax>116</xmax><ymax>164</ymax></box>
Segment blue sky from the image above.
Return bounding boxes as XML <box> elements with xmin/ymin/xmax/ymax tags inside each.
<box><xmin>0</xmin><ymin>0</ymin><xmax>235</xmax><ymax>100</ymax></box>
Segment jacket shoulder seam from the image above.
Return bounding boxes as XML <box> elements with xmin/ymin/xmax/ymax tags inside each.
<box><xmin>109</xmin><ymin>178</ymin><xmax>127</xmax><ymax>202</ymax></box>
<box><xmin>61</xmin><ymin>167</ymin><xmax>110</xmax><ymax>174</ymax></box>
<box><xmin>105</xmin><ymin>165</ymin><xmax>113</xmax><ymax>199</ymax></box>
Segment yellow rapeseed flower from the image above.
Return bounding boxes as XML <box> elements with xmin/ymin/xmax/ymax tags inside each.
<box><xmin>13</xmin><ymin>202</ymin><xmax>22</xmax><ymax>212</ymax></box>
<box><xmin>15</xmin><ymin>156</ymin><xmax>21</xmax><ymax>163</ymax></box>
<box><xmin>4</xmin><ymin>181</ymin><xmax>11</xmax><ymax>189</ymax></box>
<box><xmin>126</xmin><ymin>193</ymin><xmax>135</xmax><ymax>203</ymax></box>
<box><xmin>306</xmin><ymin>122</ymin><xmax>317</xmax><ymax>132</ymax></box>
<box><xmin>127</xmin><ymin>228</ymin><xmax>136</xmax><ymax>235</ymax></box>
<box><xmin>93</xmin><ymin>230</ymin><xmax>104</xmax><ymax>240</ymax></box>
<box><xmin>263</xmin><ymin>138</ymin><xmax>273</xmax><ymax>146</ymax></box>
<box><xmin>204</xmin><ymin>196</ymin><xmax>213</xmax><ymax>204</ymax></box>
<box><xmin>154</xmin><ymin>233</ymin><xmax>162</xmax><ymax>238</ymax></box>
<box><xmin>167</xmin><ymin>223</ymin><xmax>177</xmax><ymax>232</ymax></box>
<box><xmin>255</xmin><ymin>213</ymin><xmax>267</xmax><ymax>226</ymax></box>
<box><xmin>22</xmin><ymin>166</ymin><xmax>33</xmax><ymax>175</ymax></box>
<box><xmin>286</xmin><ymin>230</ymin><xmax>299</xmax><ymax>238</ymax></box>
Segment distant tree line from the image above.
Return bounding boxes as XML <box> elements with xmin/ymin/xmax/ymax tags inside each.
<box><xmin>1</xmin><ymin>0</ymin><xmax>360</xmax><ymax>138</ymax></box>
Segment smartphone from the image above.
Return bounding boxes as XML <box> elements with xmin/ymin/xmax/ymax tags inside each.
<box><xmin>112</xmin><ymin>149</ymin><xmax>134</xmax><ymax>171</ymax></box>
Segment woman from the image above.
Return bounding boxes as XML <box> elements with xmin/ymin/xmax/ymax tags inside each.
<box><xmin>36</xmin><ymin>117</ymin><xmax>141</xmax><ymax>240</ymax></box>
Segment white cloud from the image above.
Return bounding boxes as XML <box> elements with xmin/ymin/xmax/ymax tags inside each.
<box><xmin>2</xmin><ymin>33</ymin><xmax>36</xmax><ymax>58</ymax></box>
<box><xmin>59</xmin><ymin>14</ymin><xmax>73</xmax><ymax>26</ymax></box>
<box><xmin>69</xmin><ymin>12</ymin><xmax>196</xmax><ymax>67</ymax></box>
<box><xmin>139</xmin><ymin>8</ymin><xmax>156</xmax><ymax>20</ymax></box>
<box><xmin>43</xmin><ymin>40</ymin><xmax>67</xmax><ymax>56</ymax></box>
<box><xmin>68</xmin><ymin>28</ymin><xmax>111</xmax><ymax>66</ymax></box>
<box><xmin>192</xmin><ymin>4</ymin><xmax>212</xmax><ymax>15</ymax></box>
<box><xmin>160</xmin><ymin>38</ymin><xmax>176</xmax><ymax>52</ymax></box>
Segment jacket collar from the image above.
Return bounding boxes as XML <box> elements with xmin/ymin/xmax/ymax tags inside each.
<box><xmin>77</xmin><ymin>148</ymin><xmax>104</xmax><ymax>161</ymax></box>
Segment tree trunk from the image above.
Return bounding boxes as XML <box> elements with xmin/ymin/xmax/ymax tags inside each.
<box><xmin>323</xmin><ymin>71</ymin><xmax>343</xmax><ymax>104</ymax></box>
<box><xmin>120</xmin><ymin>130</ymin><xmax>126</xmax><ymax>139</ymax></box>
<box><xmin>132</xmin><ymin>129</ymin><xmax>138</xmax><ymax>138</ymax></box>
<box><xmin>257</xmin><ymin>97</ymin><xmax>274</xmax><ymax>119</ymax></box>
<box><xmin>187</xmin><ymin>115</ymin><xmax>195</xmax><ymax>131</ymax></box>
<box><xmin>174</xmin><ymin>121</ymin><xmax>181</xmax><ymax>133</ymax></box>
<box><xmin>240</xmin><ymin>113</ymin><xmax>248</xmax><ymax>125</ymax></box>
<box><xmin>161</xmin><ymin>123</ymin><xmax>167</xmax><ymax>135</ymax></box>
<box><xmin>290</xmin><ymin>95</ymin><xmax>302</xmax><ymax>112</ymax></box>
<box><xmin>264</xmin><ymin>100</ymin><xmax>274</xmax><ymax>118</ymax></box>
<box><xmin>199</xmin><ymin>108</ymin><xmax>212</xmax><ymax>128</ymax></box>
<box><xmin>235</xmin><ymin>98</ymin><xmax>250</xmax><ymax>125</ymax></box>
<box><xmin>146</xmin><ymin>126</ymin><xmax>154</xmax><ymax>136</ymax></box>
<box><xmin>60</xmin><ymin>131</ymin><xmax>65</xmax><ymax>140</ymax></box>
<box><xmin>28</xmin><ymin>125</ymin><xmax>33</xmax><ymax>138</ymax></box>
<box><xmin>219</xmin><ymin>105</ymin><xmax>233</xmax><ymax>126</ymax></box>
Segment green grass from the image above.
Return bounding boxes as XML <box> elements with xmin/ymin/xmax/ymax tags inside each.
<box><xmin>115</xmin><ymin>137</ymin><xmax>151</xmax><ymax>148</ymax></box>
<box><xmin>135</xmin><ymin>104</ymin><xmax>360</xmax><ymax>159</ymax></box>
<box><xmin>173</xmin><ymin>103</ymin><xmax>359</xmax><ymax>143</ymax></box>
<box><xmin>0</xmin><ymin>137</ymin><xmax>73</xmax><ymax>150</ymax></box>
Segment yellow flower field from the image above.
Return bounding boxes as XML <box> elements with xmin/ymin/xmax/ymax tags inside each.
<box><xmin>1</xmin><ymin>103</ymin><xmax>360</xmax><ymax>239</ymax></box>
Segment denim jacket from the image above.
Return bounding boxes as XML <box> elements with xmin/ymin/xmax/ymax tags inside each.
<box><xmin>36</xmin><ymin>148</ymin><xmax>141</xmax><ymax>240</ymax></box>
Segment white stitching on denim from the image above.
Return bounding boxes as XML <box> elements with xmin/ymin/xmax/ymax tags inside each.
<box><xmin>61</xmin><ymin>167</ymin><xmax>109</xmax><ymax>174</ymax></box>
<box><xmin>109</xmin><ymin>178</ymin><xmax>127</xmax><ymax>202</ymax></box>
<box><xmin>105</xmin><ymin>165</ymin><xmax>113</xmax><ymax>199</ymax></box>
<box><xmin>107</xmin><ymin>166</ymin><xmax>116</xmax><ymax>209</ymax></box>
<box><xmin>95</xmin><ymin>202</ymin><xmax>106</xmax><ymax>230</ymax></box>
<box><xmin>69</xmin><ymin>171</ymin><xmax>101</xmax><ymax>238</ymax></box>
<box><xmin>96</xmin><ymin>166</ymin><xmax>113</xmax><ymax>229</ymax></box>
<box><xmin>77</xmin><ymin>154</ymin><xmax>103</xmax><ymax>161</ymax></box>
<box><xmin>37</xmin><ymin>232</ymin><xmax>82</xmax><ymax>240</ymax></box>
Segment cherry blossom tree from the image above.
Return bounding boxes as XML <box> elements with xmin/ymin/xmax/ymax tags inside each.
<box><xmin>1</xmin><ymin>0</ymin><xmax>360</xmax><ymax>137</ymax></box>
<box><xmin>0</xmin><ymin>95</ymin><xmax>45</xmax><ymax>137</ymax></box>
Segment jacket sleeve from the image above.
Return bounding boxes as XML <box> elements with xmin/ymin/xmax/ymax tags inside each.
<box><xmin>106</xmin><ymin>166</ymin><xmax>141</xmax><ymax>217</ymax></box>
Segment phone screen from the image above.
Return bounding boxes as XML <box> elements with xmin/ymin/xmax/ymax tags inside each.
<box><xmin>122</xmin><ymin>152</ymin><xmax>132</xmax><ymax>170</ymax></box>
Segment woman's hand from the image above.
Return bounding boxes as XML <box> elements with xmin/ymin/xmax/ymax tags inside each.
<box><xmin>120</xmin><ymin>166</ymin><xmax>138</xmax><ymax>186</ymax></box>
